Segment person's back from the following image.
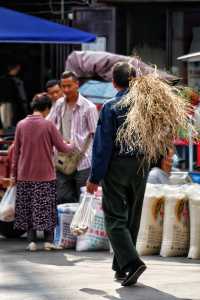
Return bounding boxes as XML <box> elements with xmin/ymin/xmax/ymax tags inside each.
<box><xmin>0</xmin><ymin>63</ymin><xmax>27</xmax><ymax>128</ymax></box>
<box><xmin>16</xmin><ymin>116</ymin><xmax>57</xmax><ymax>181</ymax></box>
<box><xmin>87</xmin><ymin>62</ymin><xmax>148</xmax><ymax>286</ymax></box>
<box><xmin>11</xmin><ymin>95</ymin><xmax>73</xmax><ymax>252</ymax></box>
<box><xmin>148</xmin><ymin>167</ymin><xmax>170</xmax><ymax>184</ymax></box>
<box><xmin>12</xmin><ymin>96</ymin><xmax>73</xmax><ymax>183</ymax></box>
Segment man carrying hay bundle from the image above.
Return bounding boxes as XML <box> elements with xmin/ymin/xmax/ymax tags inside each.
<box><xmin>87</xmin><ymin>62</ymin><xmax>191</xmax><ymax>286</ymax></box>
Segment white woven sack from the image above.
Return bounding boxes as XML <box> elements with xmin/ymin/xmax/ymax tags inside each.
<box><xmin>160</xmin><ymin>185</ymin><xmax>190</xmax><ymax>257</ymax></box>
<box><xmin>0</xmin><ymin>186</ymin><xmax>16</xmax><ymax>222</ymax></box>
<box><xmin>136</xmin><ymin>183</ymin><xmax>165</xmax><ymax>255</ymax></box>
<box><xmin>76</xmin><ymin>196</ymin><xmax>109</xmax><ymax>251</ymax></box>
<box><xmin>54</xmin><ymin>203</ymin><xmax>79</xmax><ymax>249</ymax></box>
<box><xmin>186</xmin><ymin>184</ymin><xmax>200</xmax><ymax>259</ymax></box>
<box><xmin>70</xmin><ymin>192</ymin><xmax>96</xmax><ymax>236</ymax></box>
<box><xmin>169</xmin><ymin>172</ymin><xmax>192</xmax><ymax>185</ymax></box>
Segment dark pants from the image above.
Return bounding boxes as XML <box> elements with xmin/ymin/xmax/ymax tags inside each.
<box><xmin>56</xmin><ymin>168</ymin><xmax>90</xmax><ymax>204</ymax></box>
<box><xmin>27</xmin><ymin>229</ymin><xmax>54</xmax><ymax>243</ymax></box>
<box><xmin>102</xmin><ymin>157</ymin><xmax>148</xmax><ymax>273</ymax></box>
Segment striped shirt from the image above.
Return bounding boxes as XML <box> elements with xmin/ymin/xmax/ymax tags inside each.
<box><xmin>47</xmin><ymin>93</ymin><xmax>98</xmax><ymax>171</ymax></box>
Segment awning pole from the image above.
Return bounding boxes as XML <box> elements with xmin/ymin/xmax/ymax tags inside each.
<box><xmin>189</xmin><ymin>119</ymin><xmax>193</xmax><ymax>172</ymax></box>
<box><xmin>61</xmin><ymin>0</ymin><xmax>65</xmax><ymax>21</ymax></box>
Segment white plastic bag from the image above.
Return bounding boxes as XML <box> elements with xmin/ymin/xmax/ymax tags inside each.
<box><xmin>136</xmin><ymin>184</ymin><xmax>165</xmax><ymax>255</ymax></box>
<box><xmin>76</xmin><ymin>195</ymin><xmax>109</xmax><ymax>251</ymax></box>
<box><xmin>70</xmin><ymin>192</ymin><xmax>96</xmax><ymax>236</ymax></box>
<box><xmin>54</xmin><ymin>203</ymin><xmax>79</xmax><ymax>249</ymax></box>
<box><xmin>160</xmin><ymin>185</ymin><xmax>190</xmax><ymax>257</ymax></box>
<box><xmin>0</xmin><ymin>186</ymin><xmax>16</xmax><ymax>222</ymax></box>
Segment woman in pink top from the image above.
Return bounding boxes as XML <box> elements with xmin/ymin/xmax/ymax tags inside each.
<box><xmin>11</xmin><ymin>95</ymin><xmax>73</xmax><ymax>251</ymax></box>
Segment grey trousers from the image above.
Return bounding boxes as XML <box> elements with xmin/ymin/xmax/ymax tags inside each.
<box><xmin>56</xmin><ymin>168</ymin><xmax>90</xmax><ymax>204</ymax></box>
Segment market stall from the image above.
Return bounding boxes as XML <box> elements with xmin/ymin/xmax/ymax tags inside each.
<box><xmin>0</xmin><ymin>7</ymin><xmax>96</xmax><ymax>238</ymax></box>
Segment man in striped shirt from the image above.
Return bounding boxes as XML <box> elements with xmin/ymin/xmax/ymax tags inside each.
<box><xmin>48</xmin><ymin>70</ymin><xmax>98</xmax><ymax>203</ymax></box>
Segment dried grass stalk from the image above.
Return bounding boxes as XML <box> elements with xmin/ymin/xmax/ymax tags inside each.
<box><xmin>116</xmin><ymin>74</ymin><xmax>193</xmax><ymax>165</ymax></box>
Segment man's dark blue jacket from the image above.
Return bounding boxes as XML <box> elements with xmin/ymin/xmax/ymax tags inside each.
<box><xmin>90</xmin><ymin>89</ymin><xmax>140</xmax><ymax>184</ymax></box>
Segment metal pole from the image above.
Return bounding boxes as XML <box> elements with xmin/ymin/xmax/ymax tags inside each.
<box><xmin>60</xmin><ymin>0</ymin><xmax>65</xmax><ymax>75</ymax></box>
<box><xmin>189</xmin><ymin>122</ymin><xmax>193</xmax><ymax>172</ymax></box>
<box><xmin>40</xmin><ymin>44</ymin><xmax>45</xmax><ymax>90</ymax></box>
<box><xmin>61</xmin><ymin>0</ymin><xmax>64</xmax><ymax>21</ymax></box>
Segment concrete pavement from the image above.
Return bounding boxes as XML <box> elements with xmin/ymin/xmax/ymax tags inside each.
<box><xmin>0</xmin><ymin>237</ymin><xmax>200</xmax><ymax>300</ymax></box>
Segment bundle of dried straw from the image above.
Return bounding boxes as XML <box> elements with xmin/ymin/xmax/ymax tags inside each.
<box><xmin>116</xmin><ymin>73</ymin><xmax>193</xmax><ymax>165</ymax></box>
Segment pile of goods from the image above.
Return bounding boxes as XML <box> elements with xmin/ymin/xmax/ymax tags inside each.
<box><xmin>54</xmin><ymin>187</ymin><xmax>110</xmax><ymax>251</ymax></box>
<box><xmin>137</xmin><ymin>183</ymin><xmax>200</xmax><ymax>259</ymax></box>
<box><xmin>55</xmin><ymin>182</ymin><xmax>200</xmax><ymax>258</ymax></box>
<box><xmin>116</xmin><ymin>74</ymin><xmax>193</xmax><ymax>165</ymax></box>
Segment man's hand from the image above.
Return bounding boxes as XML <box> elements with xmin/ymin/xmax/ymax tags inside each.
<box><xmin>86</xmin><ymin>181</ymin><xmax>98</xmax><ymax>194</ymax></box>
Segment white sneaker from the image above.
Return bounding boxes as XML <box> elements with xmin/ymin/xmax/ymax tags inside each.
<box><xmin>44</xmin><ymin>242</ymin><xmax>59</xmax><ymax>251</ymax></box>
<box><xmin>27</xmin><ymin>242</ymin><xmax>37</xmax><ymax>252</ymax></box>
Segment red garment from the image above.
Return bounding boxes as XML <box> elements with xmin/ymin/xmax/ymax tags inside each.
<box><xmin>12</xmin><ymin>115</ymin><xmax>73</xmax><ymax>181</ymax></box>
<box><xmin>7</xmin><ymin>142</ymin><xmax>14</xmax><ymax>177</ymax></box>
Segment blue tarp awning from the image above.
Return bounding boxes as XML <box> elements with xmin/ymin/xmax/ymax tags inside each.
<box><xmin>0</xmin><ymin>7</ymin><xmax>96</xmax><ymax>44</ymax></box>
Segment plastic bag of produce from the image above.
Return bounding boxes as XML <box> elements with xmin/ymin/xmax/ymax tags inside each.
<box><xmin>70</xmin><ymin>192</ymin><xmax>97</xmax><ymax>236</ymax></box>
<box><xmin>136</xmin><ymin>184</ymin><xmax>165</xmax><ymax>255</ymax></box>
<box><xmin>76</xmin><ymin>193</ymin><xmax>109</xmax><ymax>251</ymax></box>
<box><xmin>160</xmin><ymin>185</ymin><xmax>189</xmax><ymax>257</ymax></box>
<box><xmin>0</xmin><ymin>186</ymin><xmax>16</xmax><ymax>222</ymax></box>
<box><xmin>54</xmin><ymin>203</ymin><xmax>79</xmax><ymax>249</ymax></box>
<box><xmin>185</xmin><ymin>184</ymin><xmax>200</xmax><ymax>259</ymax></box>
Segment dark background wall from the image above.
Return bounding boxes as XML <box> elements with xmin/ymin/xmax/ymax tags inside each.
<box><xmin>0</xmin><ymin>1</ymin><xmax>93</xmax><ymax>99</ymax></box>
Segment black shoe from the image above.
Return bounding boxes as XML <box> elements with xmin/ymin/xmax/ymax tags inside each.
<box><xmin>114</xmin><ymin>271</ymin><xmax>127</xmax><ymax>282</ymax></box>
<box><xmin>122</xmin><ymin>263</ymin><xmax>147</xmax><ymax>287</ymax></box>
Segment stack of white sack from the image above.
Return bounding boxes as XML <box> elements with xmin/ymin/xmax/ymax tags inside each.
<box><xmin>186</xmin><ymin>184</ymin><xmax>200</xmax><ymax>259</ymax></box>
<box><xmin>136</xmin><ymin>184</ymin><xmax>165</xmax><ymax>255</ymax></box>
<box><xmin>160</xmin><ymin>185</ymin><xmax>190</xmax><ymax>257</ymax></box>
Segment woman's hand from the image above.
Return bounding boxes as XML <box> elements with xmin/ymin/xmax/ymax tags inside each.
<box><xmin>10</xmin><ymin>177</ymin><xmax>16</xmax><ymax>187</ymax></box>
<box><xmin>0</xmin><ymin>178</ymin><xmax>11</xmax><ymax>188</ymax></box>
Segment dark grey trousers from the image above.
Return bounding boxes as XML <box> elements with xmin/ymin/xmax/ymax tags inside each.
<box><xmin>102</xmin><ymin>157</ymin><xmax>148</xmax><ymax>273</ymax></box>
<box><xmin>56</xmin><ymin>168</ymin><xmax>90</xmax><ymax>204</ymax></box>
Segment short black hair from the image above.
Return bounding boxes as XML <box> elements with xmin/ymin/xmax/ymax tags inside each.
<box><xmin>7</xmin><ymin>62</ymin><xmax>20</xmax><ymax>72</ymax></box>
<box><xmin>112</xmin><ymin>62</ymin><xmax>136</xmax><ymax>88</ymax></box>
<box><xmin>30</xmin><ymin>95</ymin><xmax>52</xmax><ymax>112</ymax></box>
<box><xmin>61</xmin><ymin>70</ymin><xmax>78</xmax><ymax>81</ymax></box>
<box><xmin>46</xmin><ymin>79</ymin><xmax>59</xmax><ymax>90</ymax></box>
